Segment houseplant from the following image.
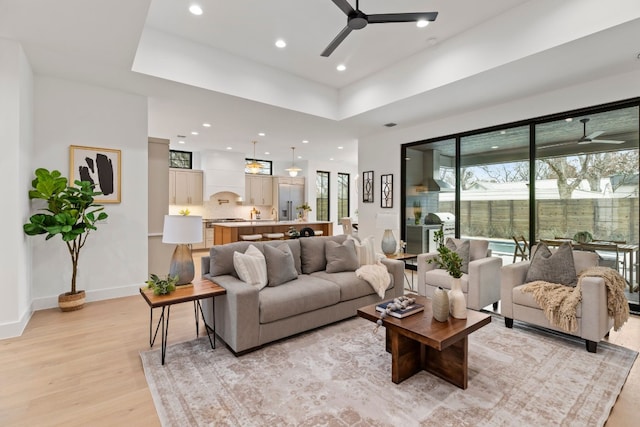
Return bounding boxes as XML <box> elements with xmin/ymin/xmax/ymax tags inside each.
<box><xmin>427</xmin><ymin>229</ymin><xmax>466</xmax><ymax>318</ymax></box>
<box><xmin>146</xmin><ymin>274</ymin><xmax>178</xmax><ymax>296</ymax></box>
<box><xmin>296</xmin><ymin>202</ymin><xmax>312</xmax><ymax>221</ymax></box>
<box><xmin>23</xmin><ymin>168</ymin><xmax>108</xmax><ymax>311</ymax></box>
<box><xmin>413</xmin><ymin>201</ymin><xmax>422</xmax><ymax>224</ymax></box>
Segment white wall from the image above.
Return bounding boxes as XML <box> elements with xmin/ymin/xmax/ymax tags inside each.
<box><xmin>0</xmin><ymin>39</ymin><xmax>34</xmax><ymax>338</ymax></box>
<box><xmin>358</xmin><ymin>69</ymin><xmax>640</xmax><ymax>246</ymax></box>
<box><xmin>30</xmin><ymin>76</ymin><xmax>149</xmax><ymax>309</ymax></box>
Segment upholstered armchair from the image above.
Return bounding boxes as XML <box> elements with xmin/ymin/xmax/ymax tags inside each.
<box><xmin>417</xmin><ymin>239</ymin><xmax>502</xmax><ymax>311</ymax></box>
<box><xmin>501</xmin><ymin>245</ymin><xmax>613</xmax><ymax>353</ymax></box>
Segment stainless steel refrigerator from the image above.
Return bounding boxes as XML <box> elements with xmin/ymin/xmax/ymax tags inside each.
<box><xmin>278</xmin><ymin>181</ymin><xmax>304</xmax><ymax>221</ymax></box>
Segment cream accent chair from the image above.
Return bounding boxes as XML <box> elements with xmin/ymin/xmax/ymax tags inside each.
<box><xmin>341</xmin><ymin>218</ymin><xmax>357</xmax><ymax>236</ymax></box>
<box><xmin>417</xmin><ymin>239</ymin><xmax>502</xmax><ymax>311</ymax></box>
<box><xmin>501</xmin><ymin>246</ymin><xmax>613</xmax><ymax>353</ymax></box>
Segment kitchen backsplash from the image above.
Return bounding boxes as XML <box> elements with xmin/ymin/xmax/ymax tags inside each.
<box><xmin>169</xmin><ymin>191</ymin><xmax>275</xmax><ymax>220</ymax></box>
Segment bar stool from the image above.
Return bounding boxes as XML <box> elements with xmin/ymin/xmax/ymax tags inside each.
<box><xmin>263</xmin><ymin>232</ymin><xmax>285</xmax><ymax>240</ymax></box>
<box><xmin>314</xmin><ymin>230</ymin><xmax>323</xmax><ymax>236</ymax></box>
<box><xmin>240</xmin><ymin>234</ymin><xmax>262</xmax><ymax>241</ymax></box>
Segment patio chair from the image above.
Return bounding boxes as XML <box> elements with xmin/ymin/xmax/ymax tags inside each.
<box><xmin>511</xmin><ymin>235</ymin><xmax>529</xmax><ymax>263</ymax></box>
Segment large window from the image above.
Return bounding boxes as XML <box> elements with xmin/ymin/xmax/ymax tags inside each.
<box><xmin>316</xmin><ymin>171</ymin><xmax>330</xmax><ymax>221</ymax></box>
<box><xmin>402</xmin><ymin>99</ymin><xmax>639</xmax><ymax>309</ymax></box>
<box><xmin>337</xmin><ymin>172</ymin><xmax>350</xmax><ymax>220</ymax></box>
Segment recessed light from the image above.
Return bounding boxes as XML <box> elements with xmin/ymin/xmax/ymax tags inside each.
<box><xmin>178</xmin><ymin>140</ymin><xmax>185</xmax><ymax>144</ymax></box>
<box><xmin>416</xmin><ymin>20</ymin><xmax>429</xmax><ymax>28</ymax></box>
<box><xmin>491</xmin><ymin>146</ymin><xmax>499</xmax><ymax>149</ymax></box>
<box><xmin>336</xmin><ymin>64</ymin><xmax>346</xmax><ymax>71</ymax></box>
<box><xmin>565</xmin><ymin>118</ymin><xmax>573</xmax><ymax>122</ymax></box>
<box><xmin>191</xmin><ymin>131</ymin><xmax>199</xmax><ymax>135</ymax></box>
<box><xmin>226</xmin><ymin>146</ymin><xmax>232</xmax><ymax>150</ymax></box>
<box><xmin>264</xmin><ymin>151</ymin><xmax>270</xmax><ymax>155</ymax></box>
<box><xmin>297</xmin><ymin>155</ymin><xmax>302</xmax><ymax>159</ymax></box>
<box><xmin>329</xmin><ymin>158</ymin><xmax>334</xmax><ymax>161</ymax></box>
<box><xmin>258</xmin><ymin>132</ymin><xmax>266</xmax><ymax>136</ymax></box>
<box><xmin>338</xmin><ymin>146</ymin><xmax>343</xmax><ymax>149</ymax></box>
<box><xmin>189</xmin><ymin>4</ymin><xmax>203</xmax><ymax>16</ymax></box>
<box><xmin>302</xmin><ymin>140</ymin><xmax>309</xmax><ymax>143</ymax></box>
<box><xmin>202</xmin><ymin>123</ymin><xmax>211</xmax><ymax>127</ymax></box>
<box><xmin>500</xmin><ymin>130</ymin><xmax>506</xmax><ymax>135</ymax></box>
<box><xmin>275</xmin><ymin>39</ymin><xmax>286</xmax><ymax>48</ymax></box>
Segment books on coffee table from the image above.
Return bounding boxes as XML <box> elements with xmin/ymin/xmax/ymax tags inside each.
<box><xmin>375</xmin><ymin>301</ymin><xmax>424</xmax><ymax>318</ymax></box>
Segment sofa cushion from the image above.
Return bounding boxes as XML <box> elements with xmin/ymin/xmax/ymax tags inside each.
<box><xmin>424</xmin><ymin>269</ymin><xmax>469</xmax><ymax>293</ymax></box>
<box><xmin>299</xmin><ymin>235</ymin><xmax>348</xmax><ymax>274</ymax></box>
<box><xmin>233</xmin><ymin>244</ymin><xmax>268</xmax><ymax>290</ymax></box>
<box><xmin>445</xmin><ymin>238</ymin><xmax>471</xmax><ymax>274</ymax></box>
<box><xmin>311</xmin><ymin>271</ymin><xmax>376</xmax><ymax>301</ymax></box>
<box><xmin>512</xmin><ymin>284</ymin><xmax>582</xmax><ymax>317</ymax></box>
<box><xmin>347</xmin><ymin>235</ymin><xmax>377</xmax><ymax>266</ymax></box>
<box><xmin>210</xmin><ymin>241</ymin><xmax>252</xmax><ymax>277</ymax></box>
<box><xmin>325</xmin><ymin>239</ymin><xmax>359</xmax><ymax>273</ymax></box>
<box><xmin>258</xmin><ymin>275</ymin><xmax>341</xmax><ymax>323</ymax></box>
<box><xmin>264</xmin><ymin>244</ymin><xmax>298</xmax><ymax>286</ymax></box>
<box><xmin>265</xmin><ymin>239</ymin><xmax>302</xmax><ymax>275</ymax></box>
<box><xmin>525</xmin><ymin>241</ymin><xmax>577</xmax><ymax>286</ymax></box>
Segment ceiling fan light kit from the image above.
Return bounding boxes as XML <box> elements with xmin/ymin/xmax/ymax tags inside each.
<box><xmin>321</xmin><ymin>0</ymin><xmax>438</xmax><ymax>57</ymax></box>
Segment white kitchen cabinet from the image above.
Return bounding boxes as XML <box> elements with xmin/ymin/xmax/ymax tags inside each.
<box><xmin>245</xmin><ymin>175</ymin><xmax>273</xmax><ymax>206</ymax></box>
<box><xmin>169</xmin><ymin>168</ymin><xmax>203</xmax><ymax>205</ymax></box>
<box><xmin>205</xmin><ymin>227</ymin><xmax>214</xmax><ymax>248</ymax></box>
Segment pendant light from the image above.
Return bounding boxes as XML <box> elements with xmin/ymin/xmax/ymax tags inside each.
<box><xmin>285</xmin><ymin>146</ymin><xmax>302</xmax><ymax>177</ymax></box>
<box><xmin>246</xmin><ymin>141</ymin><xmax>261</xmax><ymax>174</ymax></box>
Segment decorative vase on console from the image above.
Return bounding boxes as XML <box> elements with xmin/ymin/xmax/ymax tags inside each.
<box><xmin>432</xmin><ymin>286</ymin><xmax>450</xmax><ymax>322</ymax></box>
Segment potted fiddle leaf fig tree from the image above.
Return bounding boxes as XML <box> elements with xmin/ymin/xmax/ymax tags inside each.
<box><xmin>23</xmin><ymin>168</ymin><xmax>108</xmax><ymax>311</ymax></box>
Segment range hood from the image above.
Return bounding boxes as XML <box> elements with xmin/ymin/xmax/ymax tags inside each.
<box><xmin>415</xmin><ymin>150</ymin><xmax>454</xmax><ymax>192</ymax></box>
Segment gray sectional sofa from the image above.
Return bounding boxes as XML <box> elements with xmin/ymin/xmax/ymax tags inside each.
<box><xmin>201</xmin><ymin>235</ymin><xmax>404</xmax><ymax>354</ymax></box>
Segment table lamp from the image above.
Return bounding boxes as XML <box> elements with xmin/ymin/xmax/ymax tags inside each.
<box><xmin>162</xmin><ymin>215</ymin><xmax>203</xmax><ymax>285</ymax></box>
<box><xmin>376</xmin><ymin>213</ymin><xmax>399</xmax><ymax>255</ymax></box>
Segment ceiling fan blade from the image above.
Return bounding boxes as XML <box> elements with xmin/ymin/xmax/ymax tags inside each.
<box><xmin>368</xmin><ymin>12</ymin><xmax>438</xmax><ymax>24</ymax></box>
<box><xmin>321</xmin><ymin>26</ymin><xmax>353</xmax><ymax>57</ymax></box>
<box><xmin>590</xmin><ymin>139</ymin><xmax>625</xmax><ymax>144</ymax></box>
<box><xmin>586</xmin><ymin>130</ymin><xmax>605</xmax><ymax>139</ymax></box>
<box><xmin>330</xmin><ymin>0</ymin><xmax>355</xmax><ymax>16</ymax></box>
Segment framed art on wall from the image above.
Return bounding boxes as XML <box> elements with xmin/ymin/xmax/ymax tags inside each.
<box><xmin>70</xmin><ymin>145</ymin><xmax>121</xmax><ymax>203</ymax></box>
<box><xmin>381</xmin><ymin>174</ymin><xmax>393</xmax><ymax>208</ymax></box>
<box><xmin>363</xmin><ymin>170</ymin><xmax>374</xmax><ymax>203</ymax></box>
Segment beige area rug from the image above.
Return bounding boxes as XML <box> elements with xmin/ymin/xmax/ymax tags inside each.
<box><xmin>141</xmin><ymin>317</ymin><xmax>637</xmax><ymax>426</ymax></box>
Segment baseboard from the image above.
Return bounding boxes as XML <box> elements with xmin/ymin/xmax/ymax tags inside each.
<box><xmin>0</xmin><ymin>308</ymin><xmax>33</xmax><ymax>340</ymax></box>
<box><xmin>31</xmin><ymin>284</ymin><xmax>142</xmax><ymax>311</ymax></box>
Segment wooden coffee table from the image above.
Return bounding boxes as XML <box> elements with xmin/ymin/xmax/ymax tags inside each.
<box><xmin>357</xmin><ymin>295</ymin><xmax>491</xmax><ymax>389</ymax></box>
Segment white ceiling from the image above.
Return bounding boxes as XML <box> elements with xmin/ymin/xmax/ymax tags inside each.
<box><xmin>2</xmin><ymin>0</ymin><xmax>640</xmax><ymax>166</ymax></box>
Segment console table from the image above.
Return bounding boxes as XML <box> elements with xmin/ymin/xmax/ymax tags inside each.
<box><xmin>139</xmin><ymin>277</ymin><xmax>226</xmax><ymax>364</ymax></box>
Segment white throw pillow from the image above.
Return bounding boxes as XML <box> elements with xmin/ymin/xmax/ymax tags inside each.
<box><xmin>348</xmin><ymin>235</ymin><xmax>377</xmax><ymax>266</ymax></box>
<box><xmin>233</xmin><ymin>244</ymin><xmax>268</xmax><ymax>290</ymax></box>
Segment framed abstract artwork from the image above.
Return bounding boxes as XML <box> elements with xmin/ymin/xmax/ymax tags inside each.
<box><xmin>70</xmin><ymin>145</ymin><xmax>121</xmax><ymax>203</ymax></box>
<box><xmin>381</xmin><ymin>174</ymin><xmax>393</xmax><ymax>208</ymax></box>
<box><xmin>362</xmin><ymin>171</ymin><xmax>374</xmax><ymax>203</ymax></box>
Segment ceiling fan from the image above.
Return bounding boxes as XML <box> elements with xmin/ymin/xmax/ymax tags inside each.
<box><xmin>577</xmin><ymin>118</ymin><xmax>624</xmax><ymax>145</ymax></box>
<box><xmin>321</xmin><ymin>0</ymin><xmax>438</xmax><ymax>57</ymax></box>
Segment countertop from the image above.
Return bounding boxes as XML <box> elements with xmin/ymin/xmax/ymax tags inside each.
<box><xmin>211</xmin><ymin>220</ymin><xmax>332</xmax><ymax>227</ymax></box>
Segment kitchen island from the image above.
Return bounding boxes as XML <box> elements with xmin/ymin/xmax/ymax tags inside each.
<box><xmin>213</xmin><ymin>221</ymin><xmax>333</xmax><ymax>245</ymax></box>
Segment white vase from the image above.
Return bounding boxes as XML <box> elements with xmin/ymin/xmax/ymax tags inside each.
<box><xmin>448</xmin><ymin>277</ymin><xmax>467</xmax><ymax>319</ymax></box>
<box><xmin>381</xmin><ymin>229</ymin><xmax>397</xmax><ymax>255</ymax></box>
<box><xmin>432</xmin><ymin>287</ymin><xmax>449</xmax><ymax>322</ymax></box>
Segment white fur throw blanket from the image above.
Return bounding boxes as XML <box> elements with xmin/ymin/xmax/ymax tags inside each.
<box><xmin>356</xmin><ymin>262</ymin><xmax>391</xmax><ymax>298</ymax></box>
<box><xmin>521</xmin><ymin>266</ymin><xmax>629</xmax><ymax>333</ymax></box>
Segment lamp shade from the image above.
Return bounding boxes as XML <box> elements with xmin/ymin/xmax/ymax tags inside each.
<box><xmin>376</xmin><ymin>213</ymin><xmax>398</xmax><ymax>230</ymax></box>
<box><xmin>162</xmin><ymin>215</ymin><xmax>203</xmax><ymax>244</ymax></box>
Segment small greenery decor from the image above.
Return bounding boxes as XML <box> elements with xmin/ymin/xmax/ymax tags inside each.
<box><xmin>413</xmin><ymin>201</ymin><xmax>422</xmax><ymax>225</ymax></box>
<box><xmin>146</xmin><ymin>274</ymin><xmax>179</xmax><ymax>295</ymax></box>
<box><xmin>296</xmin><ymin>202</ymin><xmax>312</xmax><ymax>212</ymax></box>
<box><xmin>427</xmin><ymin>229</ymin><xmax>463</xmax><ymax>279</ymax></box>
<box><xmin>573</xmin><ymin>230</ymin><xmax>593</xmax><ymax>243</ymax></box>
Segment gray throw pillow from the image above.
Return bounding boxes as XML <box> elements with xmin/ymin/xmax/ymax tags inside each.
<box><xmin>264</xmin><ymin>244</ymin><xmax>298</xmax><ymax>286</ymax></box>
<box><xmin>445</xmin><ymin>238</ymin><xmax>471</xmax><ymax>274</ymax></box>
<box><xmin>325</xmin><ymin>240</ymin><xmax>359</xmax><ymax>273</ymax></box>
<box><xmin>525</xmin><ymin>241</ymin><xmax>577</xmax><ymax>286</ymax></box>
<box><xmin>299</xmin><ymin>237</ymin><xmax>327</xmax><ymax>274</ymax></box>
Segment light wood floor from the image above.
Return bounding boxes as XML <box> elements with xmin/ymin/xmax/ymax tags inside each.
<box><xmin>1</xmin><ymin>276</ymin><xmax>638</xmax><ymax>426</ymax></box>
